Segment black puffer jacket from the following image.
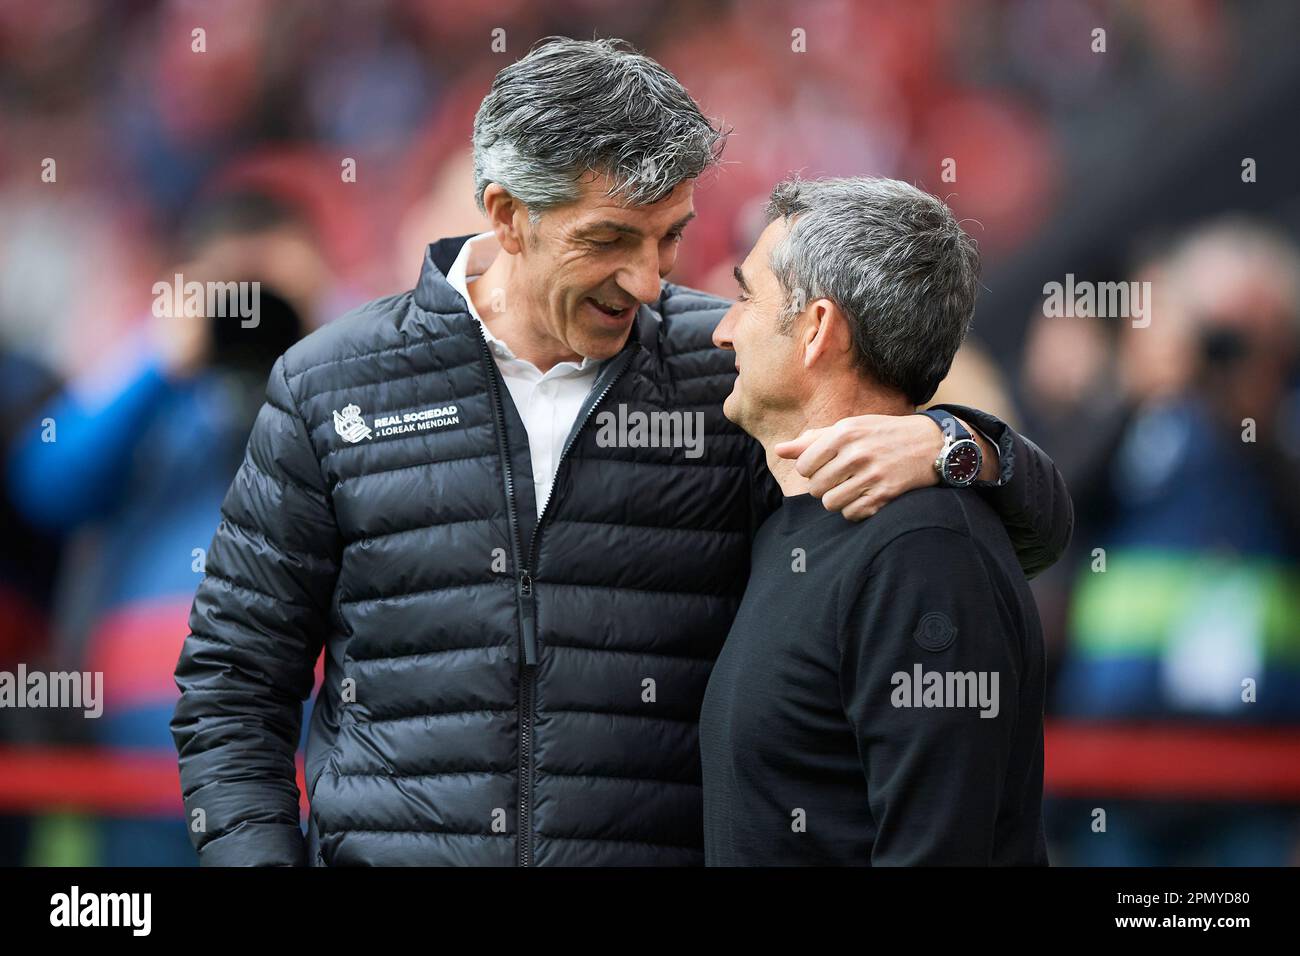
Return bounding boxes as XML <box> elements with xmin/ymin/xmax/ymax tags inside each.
<box><xmin>171</xmin><ymin>235</ymin><xmax>1072</xmax><ymax>866</ymax></box>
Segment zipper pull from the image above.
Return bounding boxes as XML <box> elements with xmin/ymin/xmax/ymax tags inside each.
<box><xmin>519</xmin><ymin>570</ymin><xmax>538</xmax><ymax>666</ymax></box>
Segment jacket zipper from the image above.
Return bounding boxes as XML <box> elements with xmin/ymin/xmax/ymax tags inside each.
<box><xmin>476</xmin><ymin>331</ymin><xmax>532</xmax><ymax>866</ymax></box>
<box><xmin>477</xmin><ymin>326</ymin><xmax>634</xmax><ymax>867</ymax></box>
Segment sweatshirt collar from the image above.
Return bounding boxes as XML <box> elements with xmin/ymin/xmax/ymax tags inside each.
<box><xmin>774</xmin><ymin>492</ymin><xmax>839</xmax><ymax>533</ymax></box>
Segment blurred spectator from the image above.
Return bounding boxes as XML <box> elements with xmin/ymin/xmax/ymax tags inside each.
<box><xmin>5</xmin><ymin>192</ymin><xmax>321</xmax><ymax>865</ymax></box>
<box><xmin>1049</xmin><ymin>219</ymin><xmax>1300</xmax><ymax>864</ymax></box>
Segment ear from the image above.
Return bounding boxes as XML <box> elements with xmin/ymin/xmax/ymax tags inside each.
<box><xmin>482</xmin><ymin>184</ymin><xmax>529</xmax><ymax>255</ymax></box>
<box><xmin>802</xmin><ymin>298</ymin><xmax>853</xmax><ymax>369</ymax></box>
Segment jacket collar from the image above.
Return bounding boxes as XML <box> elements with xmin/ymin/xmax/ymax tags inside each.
<box><xmin>413</xmin><ymin>236</ymin><xmax>663</xmax><ymax>358</ymax></box>
<box><xmin>414</xmin><ymin>235</ymin><xmax>474</xmax><ymax>314</ymax></box>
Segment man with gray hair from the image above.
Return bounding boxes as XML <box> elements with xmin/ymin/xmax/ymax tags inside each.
<box><xmin>701</xmin><ymin>176</ymin><xmax>1049</xmax><ymax>865</ymax></box>
<box><xmin>172</xmin><ymin>39</ymin><xmax>1069</xmax><ymax>866</ymax></box>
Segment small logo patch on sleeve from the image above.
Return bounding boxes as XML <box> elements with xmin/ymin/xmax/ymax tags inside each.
<box><xmin>913</xmin><ymin>611</ymin><xmax>956</xmax><ymax>652</ymax></box>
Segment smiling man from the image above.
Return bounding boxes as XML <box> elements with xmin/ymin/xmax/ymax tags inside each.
<box><xmin>171</xmin><ymin>38</ymin><xmax>1070</xmax><ymax>867</ymax></box>
<box><xmin>702</xmin><ymin>176</ymin><xmax>1050</xmax><ymax>866</ymax></box>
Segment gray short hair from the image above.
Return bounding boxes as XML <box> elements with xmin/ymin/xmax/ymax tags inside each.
<box><xmin>472</xmin><ymin>37</ymin><xmax>727</xmax><ymax>219</ymax></box>
<box><xmin>764</xmin><ymin>176</ymin><xmax>980</xmax><ymax>405</ymax></box>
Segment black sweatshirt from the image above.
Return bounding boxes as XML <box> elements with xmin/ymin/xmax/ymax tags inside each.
<box><xmin>699</xmin><ymin>486</ymin><xmax>1049</xmax><ymax>866</ymax></box>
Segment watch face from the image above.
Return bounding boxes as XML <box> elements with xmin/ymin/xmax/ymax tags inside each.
<box><xmin>943</xmin><ymin>439</ymin><xmax>981</xmax><ymax>485</ymax></box>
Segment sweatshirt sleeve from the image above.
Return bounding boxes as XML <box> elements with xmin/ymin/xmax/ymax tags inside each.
<box><xmin>837</xmin><ymin>523</ymin><xmax>1022</xmax><ymax>865</ymax></box>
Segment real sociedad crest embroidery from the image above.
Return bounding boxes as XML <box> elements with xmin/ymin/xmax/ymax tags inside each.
<box><xmin>333</xmin><ymin>403</ymin><xmax>373</xmax><ymax>443</ymax></box>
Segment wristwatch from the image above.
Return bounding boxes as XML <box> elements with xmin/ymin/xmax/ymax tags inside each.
<box><xmin>917</xmin><ymin>409</ymin><xmax>983</xmax><ymax>487</ymax></box>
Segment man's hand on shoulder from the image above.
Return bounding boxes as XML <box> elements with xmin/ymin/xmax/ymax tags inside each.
<box><xmin>773</xmin><ymin>412</ymin><xmax>998</xmax><ymax>522</ymax></box>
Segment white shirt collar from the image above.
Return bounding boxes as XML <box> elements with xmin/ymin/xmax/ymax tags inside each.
<box><xmin>445</xmin><ymin>231</ymin><xmax>599</xmax><ymax>373</ymax></box>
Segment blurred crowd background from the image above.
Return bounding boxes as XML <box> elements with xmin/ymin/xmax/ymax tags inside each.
<box><xmin>2</xmin><ymin>0</ymin><xmax>1299</xmax><ymax>866</ymax></box>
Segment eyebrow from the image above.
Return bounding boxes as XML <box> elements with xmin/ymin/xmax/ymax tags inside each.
<box><xmin>733</xmin><ymin>266</ymin><xmax>752</xmax><ymax>295</ymax></box>
<box><xmin>578</xmin><ymin>212</ymin><xmax>697</xmax><ymax>239</ymax></box>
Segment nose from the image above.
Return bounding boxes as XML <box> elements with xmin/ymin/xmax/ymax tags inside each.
<box><xmin>618</xmin><ymin>244</ymin><xmax>667</xmax><ymax>305</ymax></box>
<box><xmin>713</xmin><ymin>302</ymin><xmax>738</xmax><ymax>351</ymax></box>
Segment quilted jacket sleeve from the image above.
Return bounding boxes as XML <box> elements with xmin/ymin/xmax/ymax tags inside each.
<box><xmin>171</xmin><ymin>356</ymin><xmax>340</xmax><ymax>866</ymax></box>
<box><xmin>930</xmin><ymin>402</ymin><xmax>1074</xmax><ymax>580</ymax></box>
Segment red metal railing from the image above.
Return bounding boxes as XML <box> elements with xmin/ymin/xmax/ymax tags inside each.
<box><xmin>2</xmin><ymin>722</ymin><xmax>1300</xmax><ymax>815</ymax></box>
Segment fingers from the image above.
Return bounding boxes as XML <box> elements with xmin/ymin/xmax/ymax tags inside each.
<box><xmin>827</xmin><ymin>483</ymin><xmax>882</xmax><ymax>522</ymax></box>
<box><xmin>817</xmin><ymin>469</ymin><xmax>899</xmax><ymax>521</ymax></box>
<box><xmin>774</xmin><ymin>416</ymin><xmax>911</xmax><ymax>522</ymax></box>
<box><xmin>806</xmin><ymin>452</ymin><xmax>861</xmax><ymax>500</ymax></box>
<box><xmin>772</xmin><ymin>425</ymin><xmax>827</xmax><ymax>461</ymax></box>
<box><xmin>796</xmin><ymin>422</ymin><xmax>875</xmax><ymax>496</ymax></box>
<box><xmin>790</xmin><ymin>427</ymin><xmax>845</xmax><ymax>479</ymax></box>
<box><xmin>840</xmin><ymin>493</ymin><xmax>880</xmax><ymax>522</ymax></box>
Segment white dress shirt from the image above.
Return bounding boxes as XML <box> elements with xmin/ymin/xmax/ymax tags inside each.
<box><xmin>445</xmin><ymin>232</ymin><xmax>603</xmax><ymax>518</ymax></box>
